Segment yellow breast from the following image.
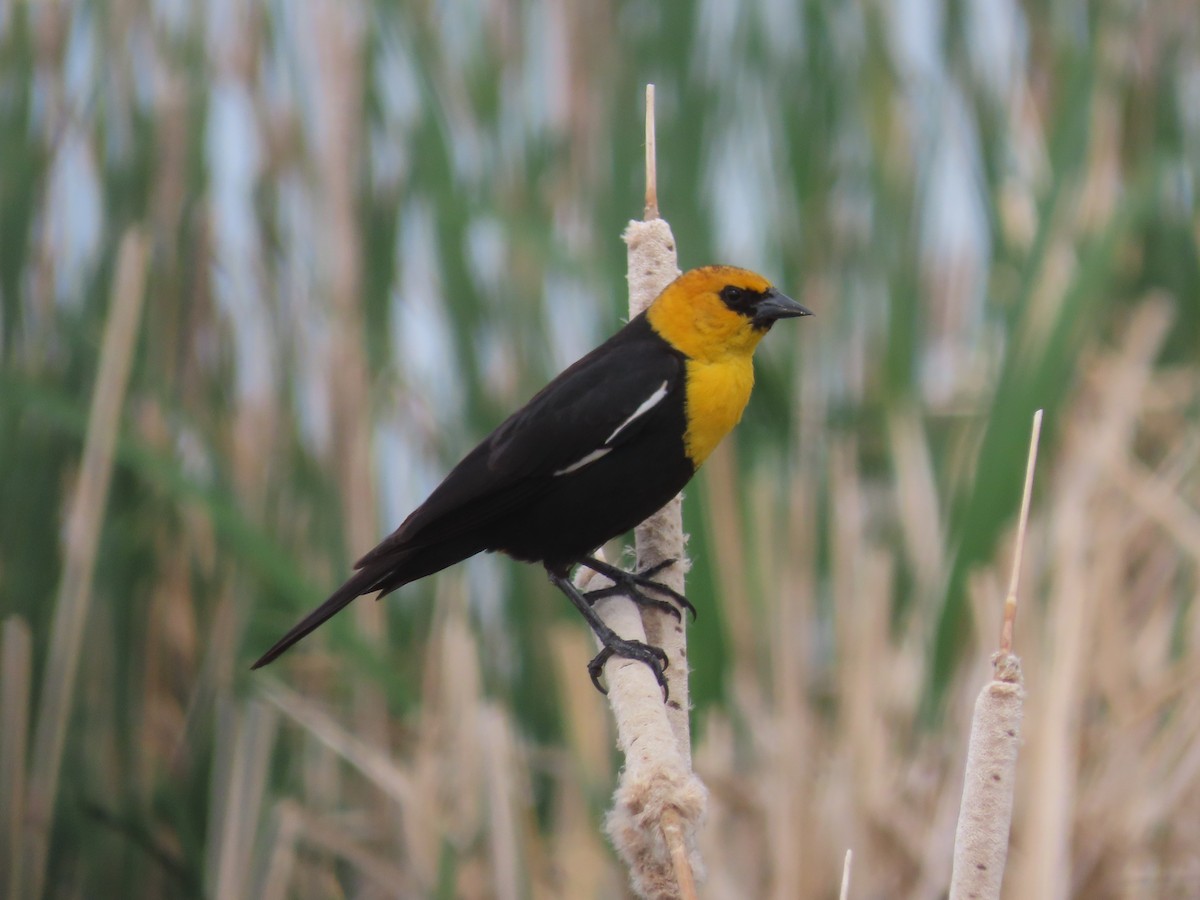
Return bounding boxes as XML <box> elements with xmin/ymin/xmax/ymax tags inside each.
<box><xmin>682</xmin><ymin>356</ymin><xmax>755</xmax><ymax>466</ymax></box>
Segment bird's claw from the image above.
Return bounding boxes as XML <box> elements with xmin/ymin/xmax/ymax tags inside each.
<box><xmin>585</xmin><ymin>584</ymin><xmax>681</xmax><ymax>619</ymax></box>
<box><xmin>634</xmin><ymin>559</ymin><xmax>697</xmax><ymax>620</ymax></box>
<box><xmin>581</xmin><ymin>557</ymin><xmax>697</xmax><ymax>622</ymax></box>
<box><xmin>638</xmin><ymin>559</ymin><xmax>676</xmax><ymax>579</ymax></box>
<box><xmin>587</xmin><ymin>640</ymin><xmax>670</xmax><ymax>701</ymax></box>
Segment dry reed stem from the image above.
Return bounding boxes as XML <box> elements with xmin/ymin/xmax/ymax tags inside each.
<box><xmin>416</xmin><ymin>594</ymin><xmax>486</xmax><ymax>853</ymax></box>
<box><xmin>259</xmin><ymin>801</ymin><xmax>301</xmax><ymax>900</ymax></box>
<box><xmin>1109</xmin><ymin>456</ymin><xmax>1200</xmax><ymax>562</ymax></box>
<box><xmin>587</xmin><ymin>91</ymin><xmax>705</xmax><ymax>897</ymax></box>
<box><xmin>480</xmin><ymin>704</ymin><xmax>524</xmax><ymax>900</ymax></box>
<box><xmin>260</xmin><ymin>680</ymin><xmax>414</xmax><ymax>806</ymax></box>
<box><xmin>267</xmin><ymin>800</ymin><xmax>410</xmax><ymax>893</ymax></box>
<box><xmin>545</xmin><ymin>696</ymin><xmax>618</xmax><ymax>898</ymax></box>
<box><xmin>633</xmin><ymin>489</ymin><xmax>693</xmax><ymax>759</ymax></box>
<box><xmin>661</xmin><ymin>808</ymin><xmax>699</xmax><ymax>899</ymax></box>
<box><xmin>948</xmin><ymin>410</ymin><xmax>1042</xmax><ymax>900</ymax></box>
<box><xmin>759</xmin><ymin>415</ymin><xmax>819</xmax><ymax>897</ymax></box>
<box><xmin>211</xmin><ymin>700</ymin><xmax>279</xmax><ymax>898</ymax></box>
<box><xmin>1000</xmin><ymin>409</ymin><xmax>1042</xmax><ymax>655</ymax></box>
<box><xmin>580</xmin><ymin>558</ymin><xmax>704</xmax><ymax>900</ymax></box>
<box><xmin>21</xmin><ymin>229</ymin><xmax>148</xmax><ymax>900</ymax></box>
<box><xmin>0</xmin><ymin>618</ymin><xmax>32</xmax><ymax>899</ymax></box>
<box><xmin>615</xmin><ymin>230</ymin><xmax>704</xmax><ymax>898</ymax></box>
<box><xmin>839</xmin><ymin>849</ymin><xmax>853</xmax><ymax>900</ymax></box>
<box><xmin>549</xmin><ymin>625</ymin><xmax>615</xmax><ymax>782</ymax></box>
<box><xmin>311</xmin><ymin>0</ymin><xmax>390</xmax><ymax>757</ymax></box>
<box><xmin>644</xmin><ymin>84</ymin><xmax>658</xmax><ymax>220</ymax></box>
<box><xmin>623</xmin><ymin>214</ymin><xmax>690</xmax><ymax>751</ymax></box>
<box><xmin>888</xmin><ymin>408</ymin><xmax>945</xmax><ymax>594</ymax></box>
<box><xmin>703</xmin><ymin>443</ymin><xmax>755</xmax><ymax>691</ymax></box>
<box><xmin>1010</xmin><ymin>299</ymin><xmax>1172</xmax><ymax>899</ymax></box>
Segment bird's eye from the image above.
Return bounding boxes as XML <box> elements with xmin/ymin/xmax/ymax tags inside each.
<box><xmin>720</xmin><ymin>286</ymin><xmax>742</xmax><ymax>304</ymax></box>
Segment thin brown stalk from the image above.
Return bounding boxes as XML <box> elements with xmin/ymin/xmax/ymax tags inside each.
<box><xmin>276</xmin><ymin>801</ymin><xmax>411</xmax><ymax>892</ymax></box>
<box><xmin>888</xmin><ymin>408</ymin><xmax>946</xmax><ymax>594</ymax></box>
<box><xmin>1000</xmin><ymin>409</ymin><xmax>1042</xmax><ymax>655</ymax></box>
<box><xmin>259</xmin><ymin>679</ymin><xmax>413</xmax><ymax>806</ymax></box>
<box><xmin>258</xmin><ymin>801</ymin><xmax>301</xmax><ymax>900</ymax></box>
<box><xmin>211</xmin><ymin>701</ymin><xmax>279</xmax><ymax>899</ymax></box>
<box><xmin>21</xmin><ymin>229</ymin><xmax>149</xmax><ymax>900</ymax></box>
<box><xmin>311</xmin><ymin>0</ymin><xmax>390</xmax><ymax>755</ymax></box>
<box><xmin>1108</xmin><ymin>456</ymin><xmax>1200</xmax><ymax>563</ymax></box>
<box><xmin>839</xmin><ymin>849</ymin><xmax>853</xmax><ymax>900</ymax></box>
<box><xmin>702</xmin><ymin>443</ymin><xmax>754</xmax><ymax>683</ymax></box>
<box><xmin>480</xmin><ymin>704</ymin><xmax>525</xmax><ymax>900</ymax></box>
<box><xmin>661</xmin><ymin>809</ymin><xmax>699</xmax><ymax>900</ymax></box>
<box><xmin>1</xmin><ymin>618</ymin><xmax>32</xmax><ymax>899</ymax></box>
<box><xmin>644</xmin><ymin>84</ymin><xmax>658</xmax><ymax>220</ymax></box>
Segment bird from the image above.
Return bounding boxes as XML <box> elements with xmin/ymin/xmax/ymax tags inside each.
<box><xmin>252</xmin><ymin>265</ymin><xmax>811</xmax><ymax>694</ymax></box>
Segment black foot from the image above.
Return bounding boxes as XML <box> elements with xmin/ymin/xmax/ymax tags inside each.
<box><xmin>587</xmin><ymin>640</ymin><xmax>670</xmax><ymax>699</ymax></box>
<box><xmin>581</xmin><ymin>557</ymin><xmax>697</xmax><ymax>621</ymax></box>
<box><xmin>545</xmin><ymin>569</ymin><xmax>671</xmax><ymax>702</ymax></box>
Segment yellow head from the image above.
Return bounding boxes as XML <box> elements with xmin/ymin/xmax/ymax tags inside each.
<box><xmin>643</xmin><ymin>266</ymin><xmax>811</xmax><ymax>466</ymax></box>
<box><xmin>645</xmin><ymin>265</ymin><xmax>811</xmax><ymax>361</ymax></box>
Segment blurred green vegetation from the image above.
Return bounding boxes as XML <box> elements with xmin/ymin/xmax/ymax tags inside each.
<box><xmin>2</xmin><ymin>0</ymin><xmax>1198</xmax><ymax>896</ymax></box>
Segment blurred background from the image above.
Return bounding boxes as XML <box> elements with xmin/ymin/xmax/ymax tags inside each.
<box><xmin>2</xmin><ymin>0</ymin><xmax>1199</xmax><ymax>897</ymax></box>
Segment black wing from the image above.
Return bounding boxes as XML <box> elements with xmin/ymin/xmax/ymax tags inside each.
<box><xmin>357</xmin><ymin>315</ymin><xmax>684</xmax><ymax>566</ymax></box>
<box><xmin>251</xmin><ymin>315</ymin><xmax>684</xmax><ymax>670</ymax></box>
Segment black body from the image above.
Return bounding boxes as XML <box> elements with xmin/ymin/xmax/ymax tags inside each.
<box><xmin>252</xmin><ymin>313</ymin><xmax>692</xmax><ymax>668</ymax></box>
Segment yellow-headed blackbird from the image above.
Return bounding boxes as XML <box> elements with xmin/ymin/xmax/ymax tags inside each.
<box><xmin>253</xmin><ymin>265</ymin><xmax>810</xmax><ymax>692</ymax></box>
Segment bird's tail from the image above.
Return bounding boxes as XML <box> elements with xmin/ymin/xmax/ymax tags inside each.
<box><xmin>250</xmin><ymin>564</ymin><xmax>388</xmax><ymax>669</ymax></box>
<box><xmin>250</xmin><ymin>538</ymin><xmax>488</xmax><ymax>669</ymax></box>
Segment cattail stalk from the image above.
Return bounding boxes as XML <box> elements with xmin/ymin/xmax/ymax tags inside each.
<box><xmin>588</xmin><ymin>85</ymin><xmax>706</xmax><ymax>900</ymax></box>
<box><xmin>949</xmin><ymin>409</ymin><xmax>1042</xmax><ymax>899</ymax></box>
<box><xmin>22</xmin><ymin>230</ymin><xmax>149</xmax><ymax>899</ymax></box>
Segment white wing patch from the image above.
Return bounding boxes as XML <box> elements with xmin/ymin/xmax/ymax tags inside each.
<box><xmin>605</xmin><ymin>380</ymin><xmax>669</xmax><ymax>445</ymax></box>
<box><xmin>553</xmin><ymin>447</ymin><xmax>613</xmax><ymax>476</ymax></box>
<box><xmin>553</xmin><ymin>380</ymin><xmax>670</xmax><ymax>477</ymax></box>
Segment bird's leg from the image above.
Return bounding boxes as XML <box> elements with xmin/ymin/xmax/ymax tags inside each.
<box><xmin>547</xmin><ymin>570</ymin><xmax>669</xmax><ymax>699</ymax></box>
<box><xmin>578</xmin><ymin>556</ymin><xmax>697</xmax><ymax>621</ymax></box>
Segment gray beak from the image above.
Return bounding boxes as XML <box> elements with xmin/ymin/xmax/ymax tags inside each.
<box><xmin>753</xmin><ymin>289</ymin><xmax>813</xmax><ymax>327</ymax></box>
